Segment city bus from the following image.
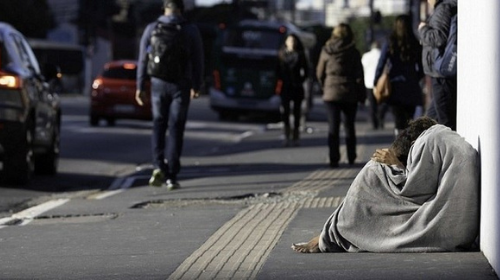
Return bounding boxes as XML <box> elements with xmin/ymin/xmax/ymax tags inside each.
<box><xmin>209</xmin><ymin>19</ymin><xmax>317</xmax><ymax>121</ymax></box>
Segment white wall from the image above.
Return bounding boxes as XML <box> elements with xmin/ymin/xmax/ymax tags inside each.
<box><xmin>458</xmin><ymin>0</ymin><xmax>500</xmax><ymax>274</ymax></box>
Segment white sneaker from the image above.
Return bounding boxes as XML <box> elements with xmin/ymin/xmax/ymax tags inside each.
<box><xmin>166</xmin><ymin>179</ymin><xmax>180</xmax><ymax>190</ymax></box>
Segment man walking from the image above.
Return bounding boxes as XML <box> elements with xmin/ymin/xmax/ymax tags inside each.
<box><xmin>136</xmin><ymin>0</ymin><xmax>204</xmax><ymax>190</ymax></box>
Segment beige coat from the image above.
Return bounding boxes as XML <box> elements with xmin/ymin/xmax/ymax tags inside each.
<box><xmin>316</xmin><ymin>38</ymin><xmax>365</xmax><ymax>103</ymax></box>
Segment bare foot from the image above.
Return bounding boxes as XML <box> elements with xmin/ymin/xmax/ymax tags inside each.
<box><xmin>291</xmin><ymin>235</ymin><xmax>321</xmax><ymax>253</ymax></box>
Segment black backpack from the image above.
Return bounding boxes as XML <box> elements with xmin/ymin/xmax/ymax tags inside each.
<box><xmin>147</xmin><ymin>21</ymin><xmax>188</xmax><ymax>83</ymax></box>
<box><xmin>433</xmin><ymin>14</ymin><xmax>457</xmax><ymax>77</ymax></box>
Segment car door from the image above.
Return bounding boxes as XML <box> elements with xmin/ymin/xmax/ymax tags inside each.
<box><xmin>11</xmin><ymin>32</ymin><xmax>54</xmax><ymax>146</ymax></box>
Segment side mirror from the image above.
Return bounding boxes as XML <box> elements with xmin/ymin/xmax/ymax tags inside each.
<box><xmin>42</xmin><ymin>63</ymin><xmax>63</xmax><ymax>93</ymax></box>
<box><xmin>43</xmin><ymin>63</ymin><xmax>61</xmax><ymax>82</ymax></box>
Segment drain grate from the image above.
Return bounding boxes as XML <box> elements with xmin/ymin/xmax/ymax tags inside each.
<box><xmin>30</xmin><ymin>213</ymin><xmax>118</xmax><ymax>225</ymax></box>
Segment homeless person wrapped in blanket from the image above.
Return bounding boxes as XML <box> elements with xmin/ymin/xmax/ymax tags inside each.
<box><xmin>292</xmin><ymin>118</ymin><xmax>479</xmax><ymax>253</ymax></box>
<box><xmin>319</xmin><ymin>123</ymin><xmax>479</xmax><ymax>252</ymax></box>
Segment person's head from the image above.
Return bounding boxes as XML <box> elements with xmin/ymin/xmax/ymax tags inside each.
<box><xmin>163</xmin><ymin>0</ymin><xmax>184</xmax><ymax>14</ymax></box>
<box><xmin>331</xmin><ymin>23</ymin><xmax>354</xmax><ymax>43</ymax></box>
<box><xmin>369</xmin><ymin>41</ymin><xmax>380</xmax><ymax>50</ymax></box>
<box><xmin>390</xmin><ymin>117</ymin><xmax>438</xmax><ymax>165</ymax></box>
<box><xmin>284</xmin><ymin>34</ymin><xmax>304</xmax><ymax>52</ymax></box>
<box><xmin>393</xmin><ymin>15</ymin><xmax>412</xmax><ymax>39</ymax></box>
<box><xmin>389</xmin><ymin>14</ymin><xmax>419</xmax><ymax>61</ymax></box>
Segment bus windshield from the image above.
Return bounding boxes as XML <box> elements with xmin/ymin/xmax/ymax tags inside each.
<box><xmin>223</xmin><ymin>28</ymin><xmax>283</xmax><ymax>50</ymax></box>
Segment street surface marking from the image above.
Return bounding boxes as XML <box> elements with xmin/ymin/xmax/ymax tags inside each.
<box><xmin>167</xmin><ymin>168</ymin><xmax>350</xmax><ymax>280</ymax></box>
<box><xmin>90</xmin><ymin>175</ymin><xmax>147</xmax><ymax>200</ymax></box>
<box><xmin>0</xmin><ymin>198</ymin><xmax>70</xmax><ymax>228</ymax></box>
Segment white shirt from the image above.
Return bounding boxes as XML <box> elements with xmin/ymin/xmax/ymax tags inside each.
<box><xmin>361</xmin><ymin>47</ymin><xmax>381</xmax><ymax>89</ymax></box>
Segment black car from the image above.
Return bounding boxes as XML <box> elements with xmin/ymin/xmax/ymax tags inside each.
<box><xmin>0</xmin><ymin>22</ymin><xmax>61</xmax><ymax>184</ymax></box>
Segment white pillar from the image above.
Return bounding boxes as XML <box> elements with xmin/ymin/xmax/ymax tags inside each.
<box><xmin>458</xmin><ymin>0</ymin><xmax>500</xmax><ymax>274</ymax></box>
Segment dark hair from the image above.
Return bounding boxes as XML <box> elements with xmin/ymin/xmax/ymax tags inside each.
<box><xmin>390</xmin><ymin>117</ymin><xmax>438</xmax><ymax>165</ymax></box>
<box><xmin>163</xmin><ymin>0</ymin><xmax>184</xmax><ymax>11</ymax></box>
<box><xmin>278</xmin><ymin>34</ymin><xmax>304</xmax><ymax>60</ymax></box>
<box><xmin>388</xmin><ymin>15</ymin><xmax>420</xmax><ymax>62</ymax></box>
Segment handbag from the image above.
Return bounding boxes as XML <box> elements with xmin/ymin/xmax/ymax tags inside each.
<box><xmin>374</xmin><ymin>62</ymin><xmax>391</xmax><ymax>103</ymax></box>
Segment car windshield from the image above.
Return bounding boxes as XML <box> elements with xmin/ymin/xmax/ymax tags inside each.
<box><xmin>102</xmin><ymin>67</ymin><xmax>136</xmax><ymax>80</ymax></box>
<box><xmin>223</xmin><ymin>28</ymin><xmax>283</xmax><ymax>50</ymax></box>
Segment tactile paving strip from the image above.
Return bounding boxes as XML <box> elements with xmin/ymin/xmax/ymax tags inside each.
<box><xmin>167</xmin><ymin>168</ymin><xmax>357</xmax><ymax>280</ymax></box>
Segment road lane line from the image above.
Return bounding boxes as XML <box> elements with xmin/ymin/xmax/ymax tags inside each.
<box><xmin>0</xmin><ymin>198</ymin><xmax>70</xmax><ymax>228</ymax></box>
<box><xmin>91</xmin><ymin>176</ymin><xmax>146</xmax><ymax>200</ymax></box>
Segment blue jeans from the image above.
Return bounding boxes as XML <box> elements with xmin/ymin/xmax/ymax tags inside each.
<box><xmin>426</xmin><ymin>77</ymin><xmax>457</xmax><ymax>130</ymax></box>
<box><xmin>150</xmin><ymin>77</ymin><xmax>191</xmax><ymax>180</ymax></box>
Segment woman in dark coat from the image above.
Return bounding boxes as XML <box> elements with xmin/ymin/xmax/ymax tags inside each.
<box><xmin>375</xmin><ymin>15</ymin><xmax>425</xmax><ymax>137</ymax></box>
<box><xmin>277</xmin><ymin>34</ymin><xmax>309</xmax><ymax>146</ymax></box>
<box><xmin>316</xmin><ymin>23</ymin><xmax>365</xmax><ymax>167</ymax></box>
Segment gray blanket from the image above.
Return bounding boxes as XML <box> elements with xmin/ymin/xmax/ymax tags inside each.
<box><xmin>319</xmin><ymin>125</ymin><xmax>479</xmax><ymax>252</ymax></box>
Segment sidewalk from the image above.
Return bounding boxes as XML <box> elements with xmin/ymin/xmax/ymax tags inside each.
<box><xmin>165</xmin><ymin>116</ymin><xmax>498</xmax><ymax>280</ymax></box>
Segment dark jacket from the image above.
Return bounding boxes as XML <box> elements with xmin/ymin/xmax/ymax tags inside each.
<box><xmin>316</xmin><ymin>38</ymin><xmax>365</xmax><ymax>103</ymax></box>
<box><xmin>137</xmin><ymin>14</ymin><xmax>204</xmax><ymax>92</ymax></box>
<box><xmin>374</xmin><ymin>41</ymin><xmax>424</xmax><ymax>106</ymax></box>
<box><xmin>277</xmin><ymin>49</ymin><xmax>308</xmax><ymax>99</ymax></box>
<box><xmin>419</xmin><ymin>0</ymin><xmax>457</xmax><ymax>77</ymax></box>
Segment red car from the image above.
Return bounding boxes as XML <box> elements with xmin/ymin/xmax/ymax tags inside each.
<box><xmin>89</xmin><ymin>60</ymin><xmax>151</xmax><ymax>126</ymax></box>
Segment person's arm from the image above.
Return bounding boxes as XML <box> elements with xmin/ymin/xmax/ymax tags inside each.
<box><xmin>316</xmin><ymin>49</ymin><xmax>326</xmax><ymax>87</ymax></box>
<box><xmin>354</xmin><ymin>50</ymin><xmax>364</xmax><ymax>85</ymax></box>
<box><xmin>371</xmin><ymin>148</ymin><xmax>405</xmax><ymax>169</ymax></box>
<box><xmin>189</xmin><ymin>24</ymin><xmax>204</xmax><ymax>97</ymax></box>
<box><xmin>136</xmin><ymin>23</ymin><xmax>153</xmax><ymax>106</ymax></box>
<box><xmin>373</xmin><ymin>41</ymin><xmax>389</xmax><ymax>85</ymax></box>
<box><xmin>418</xmin><ymin>4</ymin><xmax>455</xmax><ymax>48</ymax></box>
<box><xmin>299</xmin><ymin>52</ymin><xmax>309</xmax><ymax>84</ymax></box>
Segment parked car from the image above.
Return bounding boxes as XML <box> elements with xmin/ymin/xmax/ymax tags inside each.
<box><xmin>0</xmin><ymin>22</ymin><xmax>61</xmax><ymax>185</ymax></box>
<box><xmin>89</xmin><ymin>60</ymin><xmax>151</xmax><ymax>126</ymax></box>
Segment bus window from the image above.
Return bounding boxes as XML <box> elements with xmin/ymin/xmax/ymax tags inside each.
<box><xmin>224</xmin><ymin>28</ymin><xmax>283</xmax><ymax>50</ymax></box>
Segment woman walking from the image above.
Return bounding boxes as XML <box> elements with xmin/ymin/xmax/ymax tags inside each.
<box><xmin>277</xmin><ymin>34</ymin><xmax>309</xmax><ymax>146</ymax></box>
<box><xmin>316</xmin><ymin>23</ymin><xmax>365</xmax><ymax>167</ymax></box>
<box><xmin>374</xmin><ymin>15</ymin><xmax>424</xmax><ymax>137</ymax></box>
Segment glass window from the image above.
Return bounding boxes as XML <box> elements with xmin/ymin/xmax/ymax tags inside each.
<box><xmin>223</xmin><ymin>28</ymin><xmax>283</xmax><ymax>50</ymax></box>
<box><xmin>32</xmin><ymin>48</ymin><xmax>83</xmax><ymax>75</ymax></box>
<box><xmin>3</xmin><ymin>35</ymin><xmax>22</xmax><ymax>68</ymax></box>
<box><xmin>102</xmin><ymin>67</ymin><xmax>136</xmax><ymax>80</ymax></box>
<box><xmin>13</xmin><ymin>34</ymin><xmax>40</xmax><ymax>74</ymax></box>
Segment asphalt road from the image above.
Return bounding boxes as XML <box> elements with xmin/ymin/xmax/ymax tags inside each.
<box><xmin>0</xmin><ymin>94</ymin><xmax>274</xmax><ymax>216</ymax></box>
<box><xmin>0</xmin><ymin>94</ymin><xmax>340</xmax><ymax>278</ymax></box>
<box><xmin>2</xmin><ymin>95</ymin><xmax>493</xmax><ymax>280</ymax></box>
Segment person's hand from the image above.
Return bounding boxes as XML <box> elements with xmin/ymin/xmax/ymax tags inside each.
<box><xmin>135</xmin><ymin>90</ymin><xmax>146</xmax><ymax>106</ymax></box>
<box><xmin>190</xmin><ymin>89</ymin><xmax>200</xmax><ymax>99</ymax></box>
<box><xmin>371</xmin><ymin>148</ymin><xmax>404</xmax><ymax>169</ymax></box>
<box><xmin>418</xmin><ymin>22</ymin><xmax>427</xmax><ymax>30</ymax></box>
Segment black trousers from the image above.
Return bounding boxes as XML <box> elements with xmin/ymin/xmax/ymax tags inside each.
<box><xmin>391</xmin><ymin>104</ymin><xmax>416</xmax><ymax>131</ymax></box>
<box><xmin>366</xmin><ymin>88</ymin><xmax>389</xmax><ymax>129</ymax></box>
<box><xmin>324</xmin><ymin>101</ymin><xmax>358</xmax><ymax>164</ymax></box>
<box><xmin>280</xmin><ymin>94</ymin><xmax>303</xmax><ymax>134</ymax></box>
